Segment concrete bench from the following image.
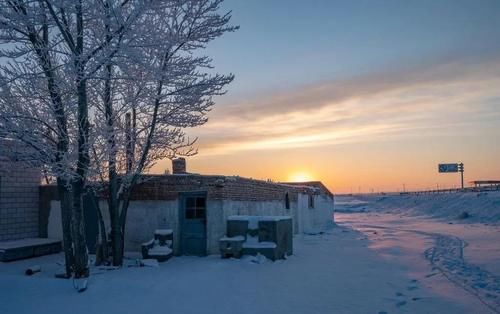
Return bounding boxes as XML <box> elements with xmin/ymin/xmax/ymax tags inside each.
<box><xmin>219</xmin><ymin>235</ymin><xmax>245</xmax><ymax>258</ymax></box>
<box><xmin>0</xmin><ymin>238</ymin><xmax>62</xmax><ymax>262</ymax></box>
<box><xmin>221</xmin><ymin>216</ymin><xmax>293</xmax><ymax>261</ymax></box>
<box><xmin>141</xmin><ymin>229</ymin><xmax>174</xmax><ymax>262</ymax></box>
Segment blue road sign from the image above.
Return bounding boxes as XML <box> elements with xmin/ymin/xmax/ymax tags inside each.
<box><xmin>438</xmin><ymin>163</ymin><xmax>459</xmax><ymax>173</ymax></box>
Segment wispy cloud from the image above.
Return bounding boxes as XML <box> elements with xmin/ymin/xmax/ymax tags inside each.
<box><xmin>191</xmin><ymin>57</ymin><xmax>500</xmax><ymax>156</ymax></box>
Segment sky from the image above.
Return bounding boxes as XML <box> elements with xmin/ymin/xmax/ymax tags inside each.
<box><xmin>152</xmin><ymin>0</ymin><xmax>500</xmax><ymax>193</ymax></box>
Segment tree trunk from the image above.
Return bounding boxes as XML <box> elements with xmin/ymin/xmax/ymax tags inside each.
<box><xmin>57</xmin><ymin>179</ymin><xmax>74</xmax><ymax>278</ymax></box>
<box><xmin>115</xmin><ymin>195</ymin><xmax>130</xmax><ymax>266</ymax></box>
<box><xmin>112</xmin><ymin>203</ymin><xmax>123</xmax><ymax>266</ymax></box>
<box><xmin>102</xmin><ymin>59</ymin><xmax>123</xmax><ymax>266</ymax></box>
<box><xmin>70</xmin><ymin>0</ymin><xmax>90</xmax><ymax>279</ymax></box>
<box><xmin>94</xmin><ymin>198</ymin><xmax>109</xmax><ymax>266</ymax></box>
<box><xmin>71</xmin><ymin>73</ymin><xmax>90</xmax><ymax>278</ymax></box>
<box><xmin>109</xmin><ymin>177</ymin><xmax>122</xmax><ymax>266</ymax></box>
<box><xmin>71</xmin><ymin>181</ymin><xmax>89</xmax><ymax>278</ymax></box>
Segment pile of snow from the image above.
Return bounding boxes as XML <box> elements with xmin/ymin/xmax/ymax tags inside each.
<box><xmin>219</xmin><ymin>235</ymin><xmax>245</xmax><ymax>242</ymax></box>
<box><xmin>242</xmin><ymin>235</ymin><xmax>277</xmax><ymax>249</ymax></box>
<box><xmin>227</xmin><ymin>215</ymin><xmax>292</xmax><ymax>223</ymax></box>
<box><xmin>154</xmin><ymin>229</ymin><xmax>173</xmax><ymax>236</ymax></box>
<box><xmin>336</xmin><ymin>191</ymin><xmax>500</xmax><ymax>224</ymax></box>
<box><xmin>148</xmin><ymin>245</ymin><xmax>172</xmax><ymax>256</ymax></box>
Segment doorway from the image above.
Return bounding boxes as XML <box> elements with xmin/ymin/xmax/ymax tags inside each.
<box><xmin>179</xmin><ymin>192</ymin><xmax>207</xmax><ymax>256</ymax></box>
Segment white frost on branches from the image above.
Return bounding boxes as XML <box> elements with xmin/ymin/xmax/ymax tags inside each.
<box><xmin>0</xmin><ymin>0</ymin><xmax>237</xmax><ymax>270</ymax></box>
<box><xmin>0</xmin><ymin>0</ymin><xmax>236</xmax><ymax>187</ymax></box>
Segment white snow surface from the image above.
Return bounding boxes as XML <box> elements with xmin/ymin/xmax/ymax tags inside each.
<box><xmin>335</xmin><ymin>191</ymin><xmax>500</xmax><ymax>224</ymax></box>
<box><xmin>0</xmin><ymin>226</ymin><xmax>476</xmax><ymax>314</ymax></box>
<box><xmin>242</xmin><ymin>235</ymin><xmax>277</xmax><ymax>249</ymax></box>
<box><xmin>227</xmin><ymin>215</ymin><xmax>292</xmax><ymax>231</ymax></box>
<box><xmin>335</xmin><ymin>194</ymin><xmax>500</xmax><ymax>313</ymax></box>
<box><xmin>148</xmin><ymin>246</ymin><xmax>172</xmax><ymax>256</ymax></box>
<box><xmin>227</xmin><ymin>215</ymin><xmax>292</xmax><ymax>221</ymax></box>
<box><xmin>0</xmin><ymin>238</ymin><xmax>60</xmax><ymax>250</ymax></box>
<box><xmin>337</xmin><ymin>212</ymin><xmax>500</xmax><ymax>314</ymax></box>
<box><xmin>140</xmin><ymin>259</ymin><xmax>159</xmax><ymax>268</ymax></box>
<box><xmin>220</xmin><ymin>235</ymin><xmax>245</xmax><ymax>242</ymax></box>
<box><xmin>247</xmin><ymin>216</ymin><xmax>259</xmax><ymax>230</ymax></box>
<box><xmin>154</xmin><ymin>229</ymin><xmax>173</xmax><ymax>236</ymax></box>
<box><xmin>242</xmin><ymin>242</ymin><xmax>277</xmax><ymax>249</ymax></box>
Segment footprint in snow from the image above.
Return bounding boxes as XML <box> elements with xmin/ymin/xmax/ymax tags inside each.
<box><xmin>395</xmin><ymin>292</ymin><xmax>405</xmax><ymax>297</ymax></box>
<box><xmin>396</xmin><ymin>300</ymin><xmax>407</xmax><ymax>307</ymax></box>
<box><xmin>407</xmin><ymin>286</ymin><xmax>419</xmax><ymax>291</ymax></box>
<box><xmin>378</xmin><ymin>311</ymin><xmax>388</xmax><ymax>314</ymax></box>
<box><xmin>475</xmin><ymin>282</ymin><xmax>487</xmax><ymax>288</ymax></box>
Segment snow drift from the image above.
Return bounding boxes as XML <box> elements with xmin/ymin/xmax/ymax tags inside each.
<box><xmin>336</xmin><ymin>191</ymin><xmax>500</xmax><ymax>224</ymax></box>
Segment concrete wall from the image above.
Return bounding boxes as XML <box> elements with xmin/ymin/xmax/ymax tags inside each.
<box><xmin>48</xmin><ymin>199</ymin><xmax>180</xmax><ymax>253</ymax></box>
<box><xmin>206</xmin><ymin>199</ymin><xmax>224</xmax><ymax>255</ymax></box>
<box><xmin>296</xmin><ymin>194</ymin><xmax>311</xmax><ymax>234</ymax></box>
<box><xmin>298</xmin><ymin>194</ymin><xmax>335</xmax><ymax>233</ymax></box>
<box><xmin>47</xmin><ymin>200</ymin><xmax>62</xmax><ymax>241</ymax></box>
<box><xmin>0</xmin><ymin>160</ymin><xmax>40</xmax><ymax>241</ymax></box>
<box><xmin>313</xmin><ymin>194</ymin><xmax>335</xmax><ymax>229</ymax></box>
<box><xmin>121</xmin><ymin>200</ymin><xmax>179</xmax><ymax>253</ymax></box>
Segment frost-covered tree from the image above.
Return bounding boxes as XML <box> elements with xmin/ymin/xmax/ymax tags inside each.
<box><xmin>88</xmin><ymin>0</ymin><xmax>236</xmax><ymax>266</ymax></box>
<box><xmin>0</xmin><ymin>0</ymin><xmax>236</xmax><ymax>278</ymax></box>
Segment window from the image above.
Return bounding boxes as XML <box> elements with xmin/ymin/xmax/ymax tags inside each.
<box><xmin>185</xmin><ymin>196</ymin><xmax>206</xmax><ymax>219</ymax></box>
<box><xmin>308</xmin><ymin>195</ymin><xmax>315</xmax><ymax>209</ymax></box>
<box><xmin>285</xmin><ymin>192</ymin><xmax>290</xmax><ymax>210</ymax></box>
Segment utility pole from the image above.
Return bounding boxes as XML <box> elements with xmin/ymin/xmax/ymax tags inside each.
<box><xmin>459</xmin><ymin>162</ymin><xmax>464</xmax><ymax>189</ymax></box>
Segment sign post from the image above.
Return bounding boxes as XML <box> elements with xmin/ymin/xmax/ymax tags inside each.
<box><xmin>458</xmin><ymin>163</ymin><xmax>464</xmax><ymax>189</ymax></box>
<box><xmin>438</xmin><ymin>162</ymin><xmax>464</xmax><ymax>190</ymax></box>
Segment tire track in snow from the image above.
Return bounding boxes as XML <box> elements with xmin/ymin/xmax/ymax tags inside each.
<box><xmin>424</xmin><ymin>234</ymin><xmax>500</xmax><ymax>314</ymax></box>
<box><xmin>350</xmin><ymin>223</ymin><xmax>500</xmax><ymax>313</ymax></box>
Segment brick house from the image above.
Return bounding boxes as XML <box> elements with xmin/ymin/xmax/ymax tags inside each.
<box><xmin>43</xmin><ymin>159</ymin><xmax>335</xmax><ymax>256</ymax></box>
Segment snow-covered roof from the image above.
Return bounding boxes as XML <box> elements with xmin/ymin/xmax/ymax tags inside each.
<box><xmin>280</xmin><ymin>181</ymin><xmax>334</xmax><ymax>197</ymax></box>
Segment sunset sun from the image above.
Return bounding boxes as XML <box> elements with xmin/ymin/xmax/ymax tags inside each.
<box><xmin>288</xmin><ymin>172</ymin><xmax>313</xmax><ymax>182</ymax></box>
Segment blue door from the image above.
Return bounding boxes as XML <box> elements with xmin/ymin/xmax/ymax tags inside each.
<box><xmin>180</xmin><ymin>192</ymin><xmax>207</xmax><ymax>256</ymax></box>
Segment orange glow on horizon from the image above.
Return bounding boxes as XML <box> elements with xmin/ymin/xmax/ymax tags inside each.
<box><xmin>149</xmin><ymin>59</ymin><xmax>500</xmax><ymax>194</ymax></box>
<box><xmin>288</xmin><ymin>171</ymin><xmax>314</xmax><ymax>183</ymax></box>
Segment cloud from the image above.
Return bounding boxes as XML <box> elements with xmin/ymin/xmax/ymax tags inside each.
<box><xmin>190</xmin><ymin>56</ymin><xmax>500</xmax><ymax>156</ymax></box>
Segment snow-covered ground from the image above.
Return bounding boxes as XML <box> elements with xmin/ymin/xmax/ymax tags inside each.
<box><xmin>0</xmin><ymin>225</ymin><xmax>476</xmax><ymax>314</ymax></box>
<box><xmin>336</xmin><ymin>193</ymin><xmax>500</xmax><ymax>314</ymax></box>
<box><xmin>2</xmin><ymin>192</ymin><xmax>499</xmax><ymax>314</ymax></box>
<box><xmin>336</xmin><ymin>190</ymin><xmax>500</xmax><ymax>224</ymax></box>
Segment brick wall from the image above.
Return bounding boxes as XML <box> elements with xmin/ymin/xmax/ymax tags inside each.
<box><xmin>128</xmin><ymin>174</ymin><xmax>304</xmax><ymax>203</ymax></box>
<box><xmin>0</xmin><ymin>159</ymin><xmax>40</xmax><ymax>241</ymax></box>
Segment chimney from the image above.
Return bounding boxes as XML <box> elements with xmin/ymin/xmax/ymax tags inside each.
<box><xmin>172</xmin><ymin>158</ymin><xmax>187</xmax><ymax>174</ymax></box>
